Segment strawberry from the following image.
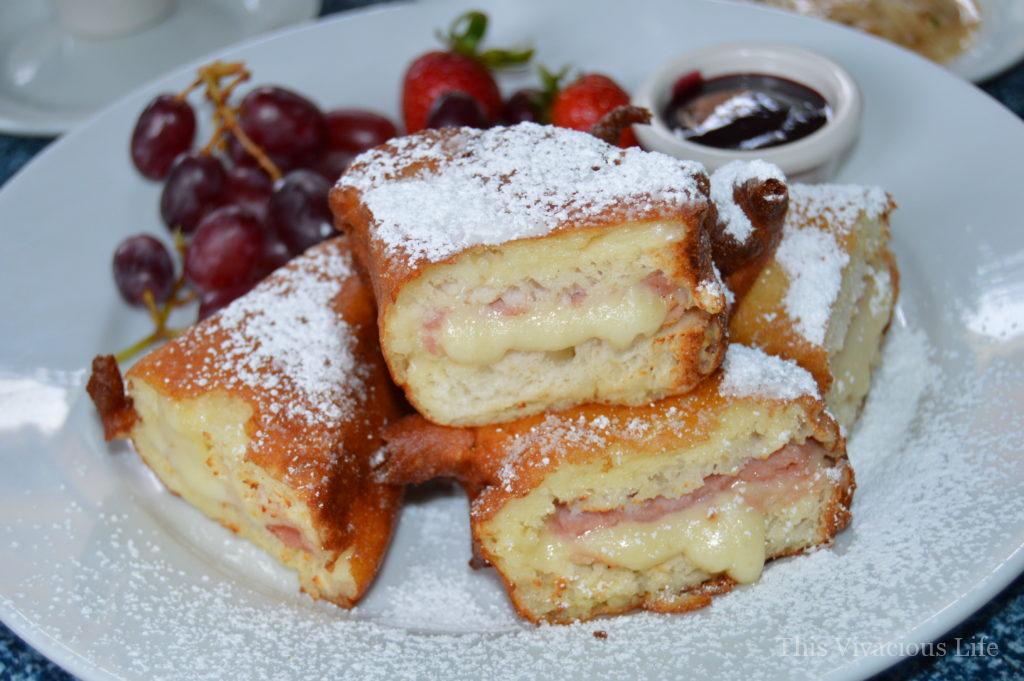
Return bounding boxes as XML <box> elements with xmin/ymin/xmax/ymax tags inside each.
<box><xmin>551</xmin><ymin>73</ymin><xmax>637</xmax><ymax>147</ymax></box>
<box><xmin>403</xmin><ymin>52</ymin><xmax>501</xmax><ymax>133</ymax></box>
<box><xmin>402</xmin><ymin>11</ymin><xmax>532</xmax><ymax>133</ymax></box>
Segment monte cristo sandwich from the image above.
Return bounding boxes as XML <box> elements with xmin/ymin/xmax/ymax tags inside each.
<box><xmin>87</xmin><ymin>237</ymin><xmax>403</xmax><ymax>607</ymax></box>
<box><xmin>377</xmin><ymin>344</ymin><xmax>854</xmax><ymax>624</ymax></box>
<box><xmin>729</xmin><ymin>184</ymin><xmax>898</xmax><ymax>431</ymax></box>
<box><xmin>330</xmin><ymin>122</ymin><xmax>732</xmax><ymax>426</ymax></box>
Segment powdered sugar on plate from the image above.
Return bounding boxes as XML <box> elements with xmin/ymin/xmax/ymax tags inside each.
<box><xmin>710</xmin><ymin>160</ymin><xmax>785</xmax><ymax>244</ymax></box>
<box><xmin>719</xmin><ymin>344</ymin><xmax>818</xmax><ymax>400</ymax></box>
<box><xmin>337</xmin><ymin>123</ymin><xmax>707</xmax><ymax>264</ymax></box>
<box><xmin>5</xmin><ymin>321</ymin><xmax>1024</xmax><ymax>680</ymax></box>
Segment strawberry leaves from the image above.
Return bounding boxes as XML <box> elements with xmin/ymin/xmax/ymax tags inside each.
<box><xmin>439</xmin><ymin>10</ymin><xmax>534</xmax><ymax>69</ymax></box>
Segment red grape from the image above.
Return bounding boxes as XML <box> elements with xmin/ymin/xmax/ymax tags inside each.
<box><xmin>160</xmin><ymin>153</ymin><xmax>226</xmax><ymax>233</ymax></box>
<box><xmin>237</xmin><ymin>86</ymin><xmax>327</xmax><ymax>171</ymax></box>
<box><xmin>225</xmin><ymin>133</ymin><xmax>259</xmax><ymax>169</ymax></box>
<box><xmin>325</xmin><ymin>109</ymin><xmax>397</xmax><ymax>153</ymax></box>
<box><xmin>425</xmin><ymin>92</ymin><xmax>487</xmax><ymax>129</ymax></box>
<box><xmin>311</xmin><ymin>149</ymin><xmax>356</xmax><ymax>183</ymax></box>
<box><xmin>261</xmin><ymin>234</ymin><xmax>293</xmax><ymax>275</ymax></box>
<box><xmin>131</xmin><ymin>94</ymin><xmax>196</xmax><ymax>180</ymax></box>
<box><xmin>185</xmin><ymin>206</ymin><xmax>265</xmax><ymax>291</ymax></box>
<box><xmin>224</xmin><ymin>165</ymin><xmax>273</xmax><ymax>220</ymax></box>
<box><xmin>198</xmin><ymin>282</ymin><xmax>255</xmax><ymax>320</ymax></box>
<box><xmin>503</xmin><ymin>89</ymin><xmax>544</xmax><ymax>124</ymax></box>
<box><xmin>268</xmin><ymin>169</ymin><xmax>333</xmax><ymax>254</ymax></box>
<box><xmin>112</xmin><ymin>235</ymin><xmax>175</xmax><ymax>306</ymax></box>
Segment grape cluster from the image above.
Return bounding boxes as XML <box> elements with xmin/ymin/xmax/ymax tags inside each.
<box><xmin>113</xmin><ymin>64</ymin><xmax>397</xmax><ymax>348</ymax></box>
<box><xmin>424</xmin><ymin>88</ymin><xmax>546</xmax><ymax>129</ymax></box>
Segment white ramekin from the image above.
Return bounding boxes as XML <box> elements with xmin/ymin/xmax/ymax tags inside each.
<box><xmin>631</xmin><ymin>43</ymin><xmax>862</xmax><ymax>182</ymax></box>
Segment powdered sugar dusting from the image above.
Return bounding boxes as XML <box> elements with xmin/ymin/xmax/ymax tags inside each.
<box><xmin>710</xmin><ymin>160</ymin><xmax>785</xmax><ymax>244</ymax></box>
<box><xmin>776</xmin><ymin>223</ymin><xmax>849</xmax><ymax>346</ymax></box>
<box><xmin>496</xmin><ymin>414</ymin><xmax>609</xmax><ymax>492</ymax></box>
<box><xmin>699</xmin><ymin>263</ymin><xmax>733</xmax><ymax>305</ymax></box>
<box><xmin>194</xmin><ymin>242</ymin><xmax>361</xmax><ymax>427</ymax></box>
<box><xmin>719</xmin><ymin>344</ymin><xmax>818</xmax><ymax>400</ymax></box>
<box><xmin>338</xmin><ymin>123</ymin><xmax>706</xmax><ymax>264</ymax></box>
<box><xmin>787</xmin><ymin>183</ymin><xmax>891</xmax><ymax>235</ymax></box>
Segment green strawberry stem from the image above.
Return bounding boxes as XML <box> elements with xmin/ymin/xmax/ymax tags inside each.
<box><xmin>440</xmin><ymin>10</ymin><xmax>534</xmax><ymax>69</ymax></box>
<box><xmin>534</xmin><ymin>64</ymin><xmax>570</xmax><ymax>123</ymax></box>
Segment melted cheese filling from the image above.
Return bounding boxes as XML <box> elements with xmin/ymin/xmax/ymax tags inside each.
<box><xmin>129</xmin><ymin>380</ymin><xmax>318</xmax><ymax>554</ymax></box>
<box><xmin>572</xmin><ymin>495</ymin><xmax>766</xmax><ymax>582</ymax></box>
<box><xmin>438</xmin><ymin>284</ymin><xmax>670</xmax><ymax>366</ymax></box>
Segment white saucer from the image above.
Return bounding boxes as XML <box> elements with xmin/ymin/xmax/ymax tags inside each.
<box><xmin>0</xmin><ymin>0</ymin><xmax>321</xmax><ymax>136</ymax></box>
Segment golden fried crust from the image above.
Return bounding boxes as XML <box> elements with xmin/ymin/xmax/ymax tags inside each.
<box><xmin>379</xmin><ymin>371</ymin><xmax>841</xmax><ymax>522</ymax></box>
<box><xmin>819</xmin><ymin>460</ymin><xmax>856</xmax><ymax>544</ymax></box>
<box><xmin>119</xmin><ymin>238</ymin><xmax>405</xmax><ymax>601</ymax></box>
<box><xmin>86</xmin><ymin>354</ymin><xmax>136</xmax><ymax>440</ymax></box>
<box><xmin>709</xmin><ymin>176</ymin><xmax>788</xmax><ymax>299</ymax></box>
<box><xmin>881</xmin><ymin>249</ymin><xmax>901</xmax><ymax>333</ymax></box>
<box><xmin>379</xmin><ymin>417</ymin><xmax>479</xmax><ymax>493</ymax></box>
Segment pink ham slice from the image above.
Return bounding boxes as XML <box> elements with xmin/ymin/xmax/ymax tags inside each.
<box><xmin>551</xmin><ymin>441</ymin><xmax>833</xmax><ymax>537</ymax></box>
<box><xmin>267</xmin><ymin>523</ymin><xmax>312</xmax><ymax>552</ymax></box>
<box><xmin>642</xmin><ymin>270</ymin><xmax>677</xmax><ymax>297</ymax></box>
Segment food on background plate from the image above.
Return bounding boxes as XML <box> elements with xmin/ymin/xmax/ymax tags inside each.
<box><xmin>377</xmin><ymin>344</ymin><xmax>854</xmax><ymax>623</ymax></box>
<box><xmin>331</xmin><ymin>122</ymin><xmax>732</xmax><ymax>427</ymax></box>
<box><xmin>730</xmin><ymin>183</ymin><xmax>898</xmax><ymax>431</ymax></box>
<box><xmin>757</xmin><ymin>0</ymin><xmax>979</xmax><ymax>63</ymax></box>
<box><xmin>88</xmin><ymin>238</ymin><xmax>404</xmax><ymax>607</ymax></box>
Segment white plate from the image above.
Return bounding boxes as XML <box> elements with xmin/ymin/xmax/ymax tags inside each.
<box><xmin>1</xmin><ymin>1</ymin><xmax>1023</xmax><ymax>679</ymax></box>
<box><xmin>0</xmin><ymin>0</ymin><xmax>320</xmax><ymax>136</ymax></box>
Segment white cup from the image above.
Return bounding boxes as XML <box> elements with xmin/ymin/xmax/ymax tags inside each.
<box><xmin>53</xmin><ymin>0</ymin><xmax>176</xmax><ymax>38</ymax></box>
<box><xmin>631</xmin><ymin>43</ymin><xmax>863</xmax><ymax>182</ymax></box>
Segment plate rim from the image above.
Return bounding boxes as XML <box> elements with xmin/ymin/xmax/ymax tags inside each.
<box><xmin>1</xmin><ymin>1</ymin><xmax>1023</xmax><ymax>679</ymax></box>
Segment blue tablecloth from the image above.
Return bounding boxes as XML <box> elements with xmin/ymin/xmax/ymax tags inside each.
<box><xmin>1</xmin><ymin>1</ymin><xmax>1022</xmax><ymax>679</ymax></box>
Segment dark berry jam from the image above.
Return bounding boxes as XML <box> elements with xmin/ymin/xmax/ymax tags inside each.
<box><xmin>665</xmin><ymin>71</ymin><xmax>831</xmax><ymax>150</ymax></box>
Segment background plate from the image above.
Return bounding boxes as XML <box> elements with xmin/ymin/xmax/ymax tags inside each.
<box><xmin>950</xmin><ymin>0</ymin><xmax>1024</xmax><ymax>81</ymax></box>
<box><xmin>0</xmin><ymin>0</ymin><xmax>320</xmax><ymax>136</ymax></box>
<box><xmin>1</xmin><ymin>1</ymin><xmax>1023</xmax><ymax>679</ymax></box>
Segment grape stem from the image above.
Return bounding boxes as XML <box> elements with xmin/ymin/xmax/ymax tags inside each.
<box><xmin>113</xmin><ymin>232</ymin><xmax>190</xmax><ymax>363</ymax></box>
<box><xmin>113</xmin><ymin>281</ymin><xmax>186</xmax><ymax>363</ymax></box>
<box><xmin>194</xmin><ymin>61</ymin><xmax>283</xmax><ymax>182</ymax></box>
<box><xmin>115</xmin><ymin>60</ymin><xmax>282</xmax><ymax>364</ymax></box>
